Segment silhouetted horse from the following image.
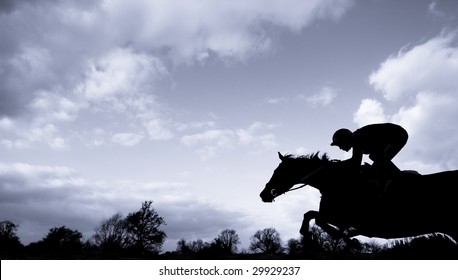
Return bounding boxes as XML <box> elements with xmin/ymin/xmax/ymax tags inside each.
<box><xmin>260</xmin><ymin>152</ymin><xmax>458</xmax><ymax>244</ymax></box>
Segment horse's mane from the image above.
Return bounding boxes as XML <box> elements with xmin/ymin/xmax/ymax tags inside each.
<box><xmin>283</xmin><ymin>152</ymin><xmax>330</xmax><ymax>162</ymax></box>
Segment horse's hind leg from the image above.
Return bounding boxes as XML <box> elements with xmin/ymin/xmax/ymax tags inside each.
<box><xmin>300</xmin><ymin>210</ymin><xmax>318</xmax><ymax>237</ymax></box>
<box><xmin>300</xmin><ymin>210</ymin><xmax>346</xmax><ymax>238</ymax></box>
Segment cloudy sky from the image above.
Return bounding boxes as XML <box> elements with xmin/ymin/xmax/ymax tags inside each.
<box><xmin>1</xmin><ymin>0</ymin><xmax>458</xmax><ymax>252</ymax></box>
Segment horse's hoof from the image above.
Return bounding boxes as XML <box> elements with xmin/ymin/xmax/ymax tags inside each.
<box><xmin>348</xmin><ymin>238</ymin><xmax>361</xmax><ymax>249</ymax></box>
<box><xmin>300</xmin><ymin>230</ymin><xmax>312</xmax><ymax>242</ymax></box>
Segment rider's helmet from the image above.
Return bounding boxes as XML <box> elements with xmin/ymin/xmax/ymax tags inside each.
<box><xmin>331</xmin><ymin>128</ymin><xmax>352</xmax><ymax>148</ymax></box>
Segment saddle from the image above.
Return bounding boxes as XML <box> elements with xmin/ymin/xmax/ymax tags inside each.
<box><xmin>359</xmin><ymin>163</ymin><xmax>421</xmax><ymax>201</ymax></box>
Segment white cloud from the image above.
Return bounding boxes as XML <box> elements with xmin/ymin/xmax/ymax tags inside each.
<box><xmin>353</xmin><ymin>99</ymin><xmax>387</xmax><ymax>127</ymax></box>
<box><xmin>76</xmin><ymin>48</ymin><xmax>167</xmax><ymax>105</ymax></box>
<box><xmin>294</xmin><ymin>146</ymin><xmax>308</xmax><ymax>155</ymax></box>
<box><xmin>27</xmin><ymin>124</ymin><xmax>68</xmax><ymax>150</ymax></box>
<box><xmin>269</xmin><ymin>86</ymin><xmax>338</xmax><ymax>107</ymax></box>
<box><xmin>48</xmin><ymin>137</ymin><xmax>69</xmax><ymax>150</ymax></box>
<box><xmin>30</xmin><ymin>91</ymin><xmax>80</xmax><ymax>123</ymax></box>
<box><xmin>1</xmin><ymin>122</ymin><xmax>70</xmax><ymax>150</ymax></box>
<box><xmin>236</xmin><ymin>122</ymin><xmax>278</xmax><ymax>148</ymax></box>
<box><xmin>111</xmin><ymin>132</ymin><xmax>144</xmax><ymax>146</ymax></box>
<box><xmin>428</xmin><ymin>1</ymin><xmax>446</xmax><ymax>18</ymax></box>
<box><xmin>0</xmin><ymin>162</ymin><xmax>75</xmax><ymax>179</ymax></box>
<box><xmin>265</xmin><ymin>97</ymin><xmax>289</xmax><ymax>104</ymax></box>
<box><xmin>144</xmin><ymin>119</ymin><xmax>174</xmax><ymax>140</ymax></box>
<box><xmin>303</xmin><ymin>86</ymin><xmax>338</xmax><ymax>107</ymax></box>
<box><xmin>391</xmin><ymin>92</ymin><xmax>458</xmax><ymax>170</ymax></box>
<box><xmin>0</xmin><ymin>0</ymin><xmax>353</xmax><ymax>150</ymax></box>
<box><xmin>181</xmin><ymin>122</ymin><xmax>278</xmax><ymax>159</ymax></box>
<box><xmin>392</xmin><ymin>92</ymin><xmax>456</xmax><ymax>135</ymax></box>
<box><xmin>100</xmin><ymin>0</ymin><xmax>353</xmax><ymax>63</ymax></box>
<box><xmin>1</xmin><ymin>139</ymin><xmax>31</xmax><ymax>150</ymax></box>
<box><xmin>363</xmin><ymin>31</ymin><xmax>458</xmax><ymax>171</ymax></box>
<box><xmin>182</xmin><ymin>129</ymin><xmax>234</xmax><ymax>147</ymax></box>
<box><xmin>1</xmin><ymin>47</ymin><xmax>171</xmax><ymax>149</ymax></box>
<box><xmin>0</xmin><ymin>117</ymin><xmax>14</xmax><ymax>130</ymax></box>
<box><xmin>369</xmin><ymin>32</ymin><xmax>458</xmax><ymax>101</ymax></box>
<box><xmin>181</xmin><ymin>129</ymin><xmax>235</xmax><ymax>159</ymax></box>
<box><xmin>175</xmin><ymin>121</ymin><xmax>216</xmax><ymax>131</ymax></box>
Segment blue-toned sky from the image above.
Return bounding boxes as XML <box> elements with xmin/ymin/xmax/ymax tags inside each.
<box><xmin>1</xmin><ymin>0</ymin><xmax>458</xmax><ymax>251</ymax></box>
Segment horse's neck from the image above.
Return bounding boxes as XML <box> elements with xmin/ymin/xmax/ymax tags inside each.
<box><xmin>297</xmin><ymin>160</ymin><xmax>328</xmax><ymax>190</ymax></box>
<box><xmin>297</xmin><ymin>158</ymin><xmax>327</xmax><ymax>171</ymax></box>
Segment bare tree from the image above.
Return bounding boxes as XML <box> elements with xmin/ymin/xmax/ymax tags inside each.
<box><xmin>93</xmin><ymin>213</ymin><xmax>129</xmax><ymax>253</ymax></box>
<box><xmin>249</xmin><ymin>227</ymin><xmax>284</xmax><ymax>254</ymax></box>
<box><xmin>286</xmin><ymin>238</ymin><xmax>302</xmax><ymax>255</ymax></box>
<box><xmin>309</xmin><ymin>225</ymin><xmax>346</xmax><ymax>252</ymax></box>
<box><xmin>190</xmin><ymin>238</ymin><xmax>209</xmax><ymax>252</ymax></box>
<box><xmin>125</xmin><ymin>201</ymin><xmax>167</xmax><ymax>255</ymax></box>
<box><xmin>214</xmin><ymin>229</ymin><xmax>240</xmax><ymax>254</ymax></box>
<box><xmin>176</xmin><ymin>238</ymin><xmax>211</xmax><ymax>256</ymax></box>
<box><xmin>0</xmin><ymin>220</ymin><xmax>23</xmax><ymax>256</ymax></box>
<box><xmin>176</xmin><ymin>238</ymin><xmax>191</xmax><ymax>256</ymax></box>
<box><xmin>0</xmin><ymin>220</ymin><xmax>20</xmax><ymax>242</ymax></box>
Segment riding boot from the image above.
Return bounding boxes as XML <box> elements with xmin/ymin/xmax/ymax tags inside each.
<box><xmin>371</xmin><ymin>161</ymin><xmax>394</xmax><ymax>201</ymax></box>
<box><xmin>379</xmin><ymin>161</ymin><xmax>403</xmax><ymax>199</ymax></box>
<box><xmin>378</xmin><ymin>161</ymin><xmax>400</xmax><ymax>181</ymax></box>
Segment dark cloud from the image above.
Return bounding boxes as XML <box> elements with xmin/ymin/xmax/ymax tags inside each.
<box><xmin>0</xmin><ymin>87</ymin><xmax>27</xmax><ymax>117</ymax></box>
<box><xmin>0</xmin><ymin>0</ymin><xmax>95</xmax><ymax>14</ymax></box>
<box><xmin>159</xmin><ymin>202</ymin><xmax>250</xmax><ymax>251</ymax></box>
<box><xmin>0</xmin><ymin>0</ymin><xmax>19</xmax><ymax>14</ymax></box>
<box><xmin>0</xmin><ymin>162</ymin><xmax>252</xmax><ymax>248</ymax></box>
<box><xmin>0</xmin><ymin>0</ymin><xmax>101</xmax><ymax>118</ymax></box>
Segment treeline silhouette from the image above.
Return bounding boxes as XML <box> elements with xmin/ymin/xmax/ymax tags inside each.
<box><xmin>1</xmin><ymin>200</ymin><xmax>457</xmax><ymax>259</ymax></box>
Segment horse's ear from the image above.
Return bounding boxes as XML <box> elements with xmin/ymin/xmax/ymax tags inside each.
<box><xmin>278</xmin><ymin>151</ymin><xmax>284</xmax><ymax>161</ymax></box>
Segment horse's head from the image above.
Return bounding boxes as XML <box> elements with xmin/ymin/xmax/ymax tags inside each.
<box><xmin>260</xmin><ymin>152</ymin><xmax>319</xmax><ymax>202</ymax></box>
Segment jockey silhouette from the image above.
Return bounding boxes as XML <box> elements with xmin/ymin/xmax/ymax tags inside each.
<box><xmin>331</xmin><ymin>123</ymin><xmax>408</xmax><ymax>178</ymax></box>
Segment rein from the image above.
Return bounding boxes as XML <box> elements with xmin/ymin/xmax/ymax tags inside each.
<box><xmin>276</xmin><ymin>164</ymin><xmax>328</xmax><ymax>197</ymax></box>
<box><xmin>285</xmin><ymin>183</ymin><xmax>307</xmax><ymax>192</ymax></box>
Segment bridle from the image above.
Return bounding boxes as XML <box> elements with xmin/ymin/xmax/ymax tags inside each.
<box><xmin>270</xmin><ymin>164</ymin><xmax>328</xmax><ymax>199</ymax></box>
<box><xmin>270</xmin><ymin>183</ymin><xmax>307</xmax><ymax>198</ymax></box>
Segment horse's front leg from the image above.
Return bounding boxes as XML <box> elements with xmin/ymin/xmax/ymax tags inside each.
<box><xmin>300</xmin><ymin>210</ymin><xmax>319</xmax><ymax>237</ymax></box>
<box><xmin>315</xmin><ymin>216</ymin><xmax>344</xmax><ymax>239</ymax></box>
<box><xmin>315</xmin><ymin>218</ymin><xmax>361</xmax><ymax>248</ymax></box>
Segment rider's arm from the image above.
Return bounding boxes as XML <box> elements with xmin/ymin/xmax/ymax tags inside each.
<box><xmin>348</xmin><ymin>146</ymin><xmax>363</xmax><ymax>167</ymax></box>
